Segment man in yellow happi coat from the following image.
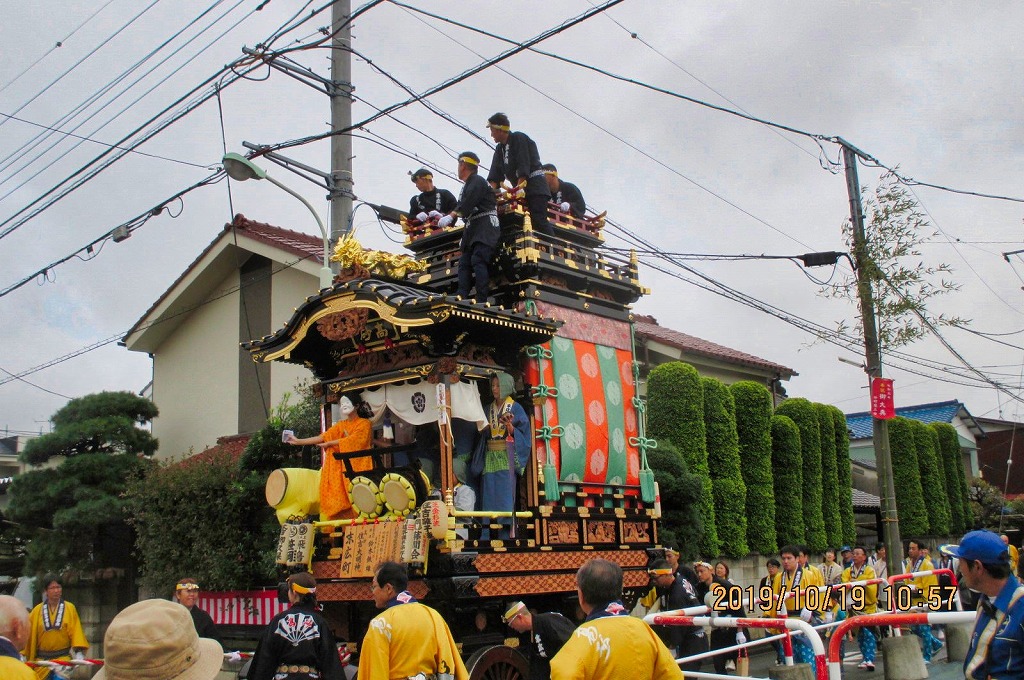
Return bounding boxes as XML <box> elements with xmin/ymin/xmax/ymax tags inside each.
<box><xmin>23</xmin><ymin>576</ymin><xmax>88</xmax><ymax>680</ymax></box>
<box><xmin>550</xmin><ymin>559</ymin><xmax>681</xmax><ymax>680</ymax></box>
<box><xmin>359</xmin><ymin>561</ymin><xmax>468</xmax><ymax>680</ymax></box>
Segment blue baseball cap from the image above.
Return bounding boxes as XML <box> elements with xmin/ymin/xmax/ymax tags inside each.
<box><xmin>940</xmin><ymin>530</ymin><xmax>1009</xmax><ymax>566</ymax></box>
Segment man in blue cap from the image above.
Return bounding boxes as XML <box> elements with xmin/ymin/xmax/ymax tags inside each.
<box><xmin>941</xmin><ymin>530</ymin><xmax>1024</xmax><ymax>679</ymax></box>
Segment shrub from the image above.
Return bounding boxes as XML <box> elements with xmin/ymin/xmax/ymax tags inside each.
<box><xmin>126</xmin><ymin>448</ymin><xmax>278</xmax><ymax>593</ymax></box>
<box><xmin>911</xmin><ymin>420</ymin><xmax>950</xmax><ymax>536</ymax></box>
<box><xmin>829</xmin><ymin>405</ymin><xmax>857</xmax><ymax>546</ymax></box>
<box><xmin>647</xmin><ymin>362</ymin><xmax>718</xmax><ymax>557</ymax></box>
<box><xmin>930</xmin><ymin>422</ymin><xmax>966</xmax><ymax>535</ymax></box>
<box><xmin>815</xmin><ymin>403</ymin><xmax>843</xmax><ymax>548</ymax></box>
<box><xmin>703</xmin><ymin>378</ymin><xmax>748</xmax><ymax>558</ymax></box>
<box><xmin>730</xmin><ymin>381</ymin><xmax>777</xmax><ymax>555</ymax></box>
<box><xmin>887</xmin><ymin>417</ymin><xmax>929</xmax><ymax>536</ymax></box>
<box><xmin>770</xmin><ymin>414</ymin><xmax>804</xmax><ymax>548</ymax></box>
<box><xmin>648</xmin><ymin>440</ymin><xmax>704</xmax><ymax>560</ymax></box>
<box><xmin>775</xmin><ymin>398</ymin><xmax>826</xmax><ymax>552</ymax></box>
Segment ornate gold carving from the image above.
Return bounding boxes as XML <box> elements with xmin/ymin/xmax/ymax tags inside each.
<box><xmin>331</xmin><ymin>233</ymin><xmax>427</xmax><ymax>279</ymax></box>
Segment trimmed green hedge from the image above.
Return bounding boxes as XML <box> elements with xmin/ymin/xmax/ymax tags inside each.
<box><xmin>770</xmin><ymin>414</ymin><xmax>805</xmax><ymax>548</ymax></box>
<box><xmin>648</xmin><ymin>440</ymin><xmax>705</xmax><ymax>559</ymax></box>
<box><xmin>730</xmin><ymin>381</ymin><xmax>777</xmax><ymax>555</ymax></box>
<box><xmin>815</xmin><ymin>403</ymin><xmax>843</xmax><ymax>548</ymax></box>
<box><xmin>911</xmin><ymin>420</ymin><xmax>951</xmax><ymax>536</ymax></box>
<box><xmin>775</xmin><ymin>398</ymin><xmax>827</xmax><ymax>552</ymax></box>
<box><xmin>647</xmin><ymin>362</ymin><xmax>719</xmax><ymax>556</ymax></box>
<box><xmin>887</xmin><ymin>417</ymin><xmax>929</xmax><ymax>536</ymax></box>
<box><xmin>930</xmin><ymin>422</ymin><xmax>967</xmax><ymax>535</ymax></box>
<box><xmin>829</xmin><ymin>405</ymin><xmax>857</xmax><ymax>546</ymax></box>
<box><xmin>703</xmin><ymin>378</ymin><xmax>748</xmax><ymax>558</ymax></box>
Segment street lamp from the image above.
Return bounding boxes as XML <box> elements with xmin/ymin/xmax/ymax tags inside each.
<box><xmin>222</xmin><ymin>152</ymin><xmax>333</xmax><ymax>290</ymax></box>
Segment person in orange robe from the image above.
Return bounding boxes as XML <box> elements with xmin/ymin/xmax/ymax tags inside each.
<box><xmin>286</xmin><ymin>396</ymin><xmax>373</xmax><ymax>520</ymax></box>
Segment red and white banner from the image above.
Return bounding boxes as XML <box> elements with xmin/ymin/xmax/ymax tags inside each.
<box><xmin>199</xmin><ymin>590</ymin><xmax>288</xmax><ymax>626</ymax></box>
<box><xmin>870</xmin><ymin>377</ymin><xmax>895</xmax><ymax>419</ymax></box>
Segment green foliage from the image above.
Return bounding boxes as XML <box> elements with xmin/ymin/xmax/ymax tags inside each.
<box><xmin>930</xmin><ymin>423</ymin><xmax>967</xmax><ymax>535</ymax></box>
<box><xmin>770</xmin><ymin>415</ymin><xmax>804</xmax><ymax>548</ymax></box>
<box><xmin>967</xmin><ymin>478</ymin><xmax>1006</xmax><ymax>531</ymax></box>
<box><xmin>22</xmin><ymin>392</ymin><xmax>158</xmax><ymax>464</ymax></box>
<box><xmin>126</xmin><ymin>448</ymin><xmax>279</xmax><ymax>593</ymax></box>
<box><xmin>910</xmin><ymin>421</ymin><xmax>950</xmax><ymax>536</ymax></box>
<box><xmin>815</xmin><ymin>404</ymin><xmax>842</xmax><ymax>548</ymax></box>
<box><xmin>648</xmin><ymin>440</ymin><xmax>704</xmax><ymax>560</ymax></box>
<box><xmin>7</xmin><ymin>454</ymin><xmax>154</xmax><ymax>574</ymax></box>
<box><xmin>240</xmin><ymin>387</ymin><xmax>321</xmax><ymax>474</ymax></box>
<box><xmin>887</xmin><ymin>417</ymin><xmax>929</xmax><ymax>536</ymax></box>
<box><xmin>775</xmin><ymin>398</ymin><xmax>826</xmax><ymax>552</ymax></box>
<box><xmin>7</xmin><ymin>392</ymin><xmax>159</xmax><ymax>575</ymax></box>
<box><xmin>647</xmin><ymin>362</ymin><xmax>719</xmax><ymax>557</ymax></box>
<box><xmin>829</xmin><ymin>406</ymin><xmax>857</xmax><ymax>546</ymax></box>
<box><xmin>730</xmin><ymin>381</ymin><xmax>777</xmax><ymax>555</ymax></box>
<box><xmin>821</xmin><ymin>172</ymin><xmax>967</xmax><ymax>350</ymax></box>
<box><xmin>702</xmin><ymin>378</ymin><xmax>748</xmax><ymax>558</ymax></box>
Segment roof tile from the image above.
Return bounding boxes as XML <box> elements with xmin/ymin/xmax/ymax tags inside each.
<box><xmin>633</xmin><ymin>314</ymin><xmax>796</xmax><ymax>377</ymax></box>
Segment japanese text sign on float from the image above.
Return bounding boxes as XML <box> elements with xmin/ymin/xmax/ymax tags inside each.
<box><xmin>871</xmin><ymin>377</ymin><xmax>895</xmax><ymax>419</ymax></box>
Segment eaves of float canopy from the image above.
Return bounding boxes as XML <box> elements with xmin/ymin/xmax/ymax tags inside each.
<box><xmin>242</xmin><ymin>277</ymin><xmax>562</xmax><ymax>382</ymax></box>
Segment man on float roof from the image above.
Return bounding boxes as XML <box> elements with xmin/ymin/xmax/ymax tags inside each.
<box><xmin>485</xmin><ymin>112</ymin><xmax>554</xmax><ymax>237</ymax></box>
<box><xmin>409</xmin><ymin>167</ymin><xmax>457</xmax><ymax>223</ymax></box>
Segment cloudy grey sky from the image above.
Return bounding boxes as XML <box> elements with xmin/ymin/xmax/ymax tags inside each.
<box><xmin>2</xmin><ymin>1</ymin><xmax>1022</xmax><ymax>447</ymax></box>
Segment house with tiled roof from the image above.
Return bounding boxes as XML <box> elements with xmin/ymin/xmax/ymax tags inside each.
<box><xmin>632</xmin><ymin>314</ymin><xmax>796</xmax><ymax>401</ymax></box>
<box><xmin>845</xmin><ymin>399</ymin><xmax>983</xmax><ymax>481</ymax></box>
<box><xmin>123</xmin><ymin>214</ymin><xmax>327</xmax><ymax>458</ymax></box>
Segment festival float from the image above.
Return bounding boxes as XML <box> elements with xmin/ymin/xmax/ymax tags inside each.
<box><xmin>243</xmin><ymin>194</ymin><xmax>665</xmax><ymax>678</ymax></box>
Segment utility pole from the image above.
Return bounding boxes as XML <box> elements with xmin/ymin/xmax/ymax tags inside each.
<box><xmin>841</xmin><ymin>138</ymin><xmax>904</xmax><ymax>572</ymax></box>
<box><xmin>329</xmin><ymin>0</ymin><xmax>354</xmax><ymax>262</ymax></box>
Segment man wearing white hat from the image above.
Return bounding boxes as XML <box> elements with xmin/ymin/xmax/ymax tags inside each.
<box><xmin>503</xmin><ymin>601</ymin><xmax>574</xmax><ymax>679</ymax></box>
<box><xmin>94</xmin><ymin>599</ymin><xmax>223</xmax><ymax>680</ymax></box>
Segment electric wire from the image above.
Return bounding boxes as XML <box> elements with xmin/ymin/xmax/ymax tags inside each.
<box><xmin>0</xmin><ymin>0</ymin><xmax>342</xmax><ymax>241</ymax></box>
<box><xmin>255</xmin><ymin>0</ymin><xmax>627</xmax><ymax>155</ymax></box>
<box><xmin>0</xmin><ymin>0</ymin><xmax>164</xmax><ymax>131</ymax></box>
<box><xmin>0</xmin><ymin>0</ymin><xmax>236</xmax><ymax>179</ymax></box>
<box><xmin>389</xmin><ymin>2</ymin><xmax>815</xmax><ymax>251</ymax></box>
<box><xmin>0</xmin><ymin>112</ymin><xmax>209</xmax><ymax>169</ymax></box>
<box><xmin>0</xmin><ymin>251</ymin><xmax>315</xmax><ymax>388</ymax></box>
<box><xmin>394</xmin><ymin>0</ymin><xmax>1024</xmax><ymax>206</ymax></box>
<box><xmin>0</xmin><ymin>0</ymin><xmax>121</xmax><ymax>95</ymax></box>
<box><xmin>0</xmin><ymin>171</ymin><xmax>226</xmax><ymax>299</ymax></box>
<box><xmin>0</xmin><ymin>0</ymin><xmax>256</xmax><ymax>203</ymax></box>
<box><xmin>0</xmin><ymin>365</ymin><xmax>72</xmax><ymax>400</ymax></box>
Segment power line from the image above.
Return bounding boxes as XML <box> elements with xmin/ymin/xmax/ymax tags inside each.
<box><xmin>0</xmin><ymin>0</ymin><xmax>121</xmax><ymax>95</ymax></box>
<box><xmin>256</xmin><ymin>0</ymin><xmax>627</xmax><ymax>155</ymax></box>
<box><xmin>0</xmin><ymin>0</ymin><xmax>340</xmax><ymax>242</ymax></box>
<box><xmin>0</xmin><ymin>172</ymin><xmax>225</xmax><ymax>299</ymax></box>
<box><xmin>0</xmin><ymin>0</ymin><xmax>256</xmax><ymax>202</ymax></box>
<box><xmin>0</xmin><ymin>112</ymin><xmax>209</xmax><ymax>169</ymax></box>
<box><xmin>0</xmin><ymin>0</ymin><xmax>163</xmax><ymax>131</ymax></box>
<box><xmin>0</xmin><ymin>365</ymin><xmax>72</xmax><ymax>400</ymax></box>
<box><xmin>0</xmin><ymin>250</ymin><xmax>314</xmax><ymax>388</ymax></box>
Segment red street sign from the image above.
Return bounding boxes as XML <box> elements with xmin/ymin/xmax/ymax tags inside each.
<box><xmin>871</xmin><ymin>378</ymin><xmax>895</xmax><ymax>419</ymax></box>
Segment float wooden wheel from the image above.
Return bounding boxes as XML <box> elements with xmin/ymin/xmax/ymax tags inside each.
<box><xmin>466</xmin><ymin>645</ymin><xmax>528</xmax><ymax>680</ymax></box>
